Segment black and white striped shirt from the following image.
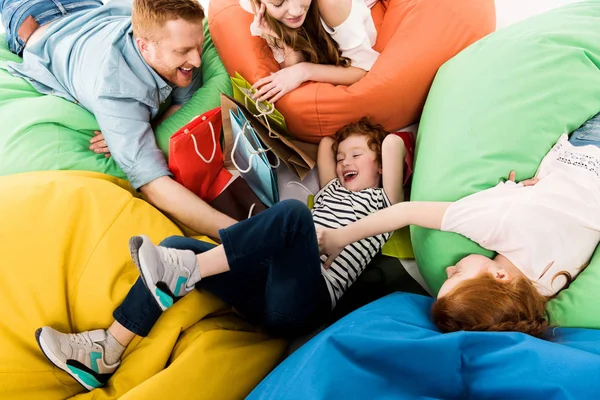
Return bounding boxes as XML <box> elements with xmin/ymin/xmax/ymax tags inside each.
<box><xmin>312</xmin><ymin>179</ymin><xmax>392</xmax><ymax>308</ymax></box>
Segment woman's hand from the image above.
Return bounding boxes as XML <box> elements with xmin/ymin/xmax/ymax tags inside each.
<box><xmin>254</xmin><ymin>3</ymin><xmax>278</xmax><ymax>41</ymax></box>
<box><xmin>316</xmin><ymin>226</ymin><xmax>345</xmax><ymax>269</ymax></box>
<box><xmin>507</xmin><ymin>170</ymin><xmax>539</xmax><ymax>186</ymax></box>
<box><xmin>252</xmin><ymin>63</ymin><xmax>308</xmax><ymax>103</ymax></box>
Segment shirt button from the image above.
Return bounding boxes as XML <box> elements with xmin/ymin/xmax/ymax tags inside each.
<box><xmin>74</xmin><ymin>100</ymin><xmax>79</xmax><ymax>105</ymax></box>
<box><xmin>50</xmin><ymin>91</ymin><xmax>55</xmax><ymax>95</ymax></box>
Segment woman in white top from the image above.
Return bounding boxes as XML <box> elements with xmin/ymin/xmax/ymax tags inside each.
<box><xmin>240</xmin><ymin>0</ymin><xmax>380</xmax><ymax>103</ymax></box>
<box><xmin>318</xmin><ymin>113</ymin><xmax>600</xmax><ymax>338</ymax></box>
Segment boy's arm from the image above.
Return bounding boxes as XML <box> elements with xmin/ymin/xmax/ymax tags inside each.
<box><xmin>317</xmin><ymin>136</ymin><xmax>338</xmax><ymax>188</ymax></box>
<box><xmin>381</xmin><ymin>134</ymin><xmax>406</xmax><ymax>204</ymax></box>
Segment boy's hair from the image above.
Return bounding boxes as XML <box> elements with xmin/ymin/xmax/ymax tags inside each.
<box><xmin>431</xmin><ymin>274</ymin><xmax>550</xmax><ymax>338</ymax></box>
<box><xmin>132</xmin><ymin>0</ymin><xmax>205</xmax><ymax>41</ymax></box>
<box><xmin>332</xmin><ymin>117</ymin><xmax>388</xmax><ymax>164</ymax></box>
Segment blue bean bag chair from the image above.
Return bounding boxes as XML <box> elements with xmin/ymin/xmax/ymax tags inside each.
<box><xmin>249</xmin><ymin>293</ymin><xmax>600</xmax><ymax>400</ymax></box>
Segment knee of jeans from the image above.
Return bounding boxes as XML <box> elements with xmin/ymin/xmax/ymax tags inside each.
<box><xmin>159</xmin><ymin>236</ymin><xmax>183</xmax><ymax>247</ymax></box>
<box><xmin>282</xmin><ymin>199</ymin><xmax>312</xmax><ymax>222</ymax></box>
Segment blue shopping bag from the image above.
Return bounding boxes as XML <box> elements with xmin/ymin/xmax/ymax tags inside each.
<box><xmin>228</xmin><ymin>108</ymin><xmax>279</xmax><ymax>207</ymax></box>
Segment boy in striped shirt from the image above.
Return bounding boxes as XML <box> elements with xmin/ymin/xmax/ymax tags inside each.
<box><xmin>35</xmin><ymin>117</ymin><xmax>407</xmax><ymax>390</ymax></box>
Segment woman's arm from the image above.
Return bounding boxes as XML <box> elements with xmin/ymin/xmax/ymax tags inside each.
<box><xmin>318</xmin><ymin>201</ymin><xmax>452</xmax><ymax>265</ymax></box>
<box><xmin>280</xmin><ymin>46</ymin><xmax>306</xmax><ymax>68</ymax></box>
<box><xmin>252</xmin><ymin>62</ymin><xmax>366</xmax><ymax>103</ymax></box>
<box><xmin>317</xmin><ymin>136</ymin><xmax>337</xmax><ymax>188</ymax></box>
<box><xmin>381</xmin><ymin>134</ymin><xmax>406</xmax><ymax>204</ymax></box>
<box><xmin>300</xmin><ymin>63</ymin><xmax>367</xmax><ymax>86</ymax></box>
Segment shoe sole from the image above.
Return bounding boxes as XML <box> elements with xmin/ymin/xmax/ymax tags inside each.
<box><xmin>35</xmin><ymin>328</ymin><xmax>96</xmax><ymax>392</ymax></box>
<box><xmin>129</xmin><ymin>236</ymin><xmax>169</xmax><ymax>312</ymax></box>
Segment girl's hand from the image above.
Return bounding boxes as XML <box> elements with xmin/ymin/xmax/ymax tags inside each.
<box><xmin>316</xmin><ymin>226</ymin><xmax>344</xmax><ymax>269</ymax></box>
<box><xmin>507</xmin><ymin>170</ymin><xmax>539</xmax><ymax>186</ymax></box>
<box><xmin>254</xmin><ymin>3</ymin><xmax>278</xmax><ymax>40</ymax></box>
<box><xmin>252</xmin><ymin>63</ymin><xmax>308</xmax><ymax>103</ymax></box>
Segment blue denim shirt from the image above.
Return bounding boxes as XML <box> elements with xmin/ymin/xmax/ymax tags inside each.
<box><xmin>4</xmin><ymin>0</ymin><xmax>202</xmax><ymax>189</ymax></box>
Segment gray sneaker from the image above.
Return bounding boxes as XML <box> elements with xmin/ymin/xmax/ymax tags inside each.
<box><xmin>35</xmin><ymin>327</ymin><xmax>119</xmax><ymax>391</ymax></box>
<box><xmin>129</xmin><ymin>235</ymin><xmax>198</xmax><ymax>311</ymax></box>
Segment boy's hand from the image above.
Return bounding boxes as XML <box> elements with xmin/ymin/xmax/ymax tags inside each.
<box><xmin>316</xmin><ymin>226</ymin><xmax>344</xmax><ymax>269</ymax></box>
<box><xmin>507</xmin><ymin>170</ymin><xmax>538</xmax><ymax>186</ymax></box>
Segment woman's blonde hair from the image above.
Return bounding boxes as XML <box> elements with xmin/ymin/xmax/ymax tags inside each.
<box><xmin>132</xmin><ymin>0</ymin><xmax>205</xmax><ymax>41</ymax></box>
<box><xmin>431</xmin><ymin>274</ymin><xmax>551</xmax><ymax>338</ymax></box>
<box><xmin>250</xmin><ymin>0</ymin><xmax>350</xmax><ymax>66</ymax></box>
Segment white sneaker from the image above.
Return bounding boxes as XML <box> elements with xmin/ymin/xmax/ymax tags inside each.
<box><xmin>35</xmin><ymin>327</ymin><xmax>119</xmax><ymax>391</ymax></box>
<box><xmin>129</xmin><ymin>235</ymin><xmax>198</xmax><ymax>311</ymax></box>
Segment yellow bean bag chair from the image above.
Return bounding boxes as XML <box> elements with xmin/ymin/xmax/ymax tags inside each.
<box><xmin>0</xmin><ymin>171</ymin><xmax>286</xmax><ymax>399</ymax></box>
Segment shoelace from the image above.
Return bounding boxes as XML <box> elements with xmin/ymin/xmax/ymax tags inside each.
<box><xmin>162</xmin><ymin>247</ymin><xmax>185</xmax><ymax>271</ymax></box>
<box><xmin>69</xmin><ymin>332</ymin><xmax>93</xmax><ymax>347</ymax></box>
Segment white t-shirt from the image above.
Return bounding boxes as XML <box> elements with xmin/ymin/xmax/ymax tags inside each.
<box><xmin>239</xmin><ymin>0</ymin><xmax>379</xmax><ymax>71</ymax></box>
<box><xmin>441</xmin><ymin>134</ymin><xmax>600</xmax><ymax>296</ymax></box>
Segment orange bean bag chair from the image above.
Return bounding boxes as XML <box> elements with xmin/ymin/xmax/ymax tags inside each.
<box><xmin>209</xmin><ymin>0</ymin><xmax>496</xmax><ymax>142</ymax></box>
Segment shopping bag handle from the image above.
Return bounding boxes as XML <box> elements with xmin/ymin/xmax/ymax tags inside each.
<box><xmin>187</xmin><ymin>115</ymin><xmax>217</xmax><ymax>164</ymax></box>
<box><xmin>244</xmin><ymin>94</ymin><xmax>278</xmax><ymax>139</ymax></box>
<box><xmin>231</xmin><ymin>120</ymin><xmax>281</xmax><ymax>173</ymax></box>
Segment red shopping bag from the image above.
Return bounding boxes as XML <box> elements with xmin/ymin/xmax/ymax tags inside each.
<box><xmin>169</xmin><ymin>107</ymin><xmax>233</xmax><ymax>203</ymax></box>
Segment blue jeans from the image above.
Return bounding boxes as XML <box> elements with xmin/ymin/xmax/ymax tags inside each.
<box><xmin>113</xmin><ymin>200</ymin><xmax>332</xmax><ymax>338</ymax></box>
<box><xmin>569</xmin><ymin>112</ymin><xmax>600</xmax><ymax>148</ymax></box>
<box><xmin>0</xmin><ymin>0</ymin><xmax>102</xmax><ymax>55</ymax></box>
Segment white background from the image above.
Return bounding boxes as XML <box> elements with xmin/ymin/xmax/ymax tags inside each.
<box><xmin>0</xmin><ymin>0</ymin><xmax>585</xmax><ymax>33</ymax></box>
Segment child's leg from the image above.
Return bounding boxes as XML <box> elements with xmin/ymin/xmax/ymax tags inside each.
<box><xmin>36</xmin><ymin>199</ymin><xmax>327</xmax><ymax>390</ymax></box>
<box><xmin>131</xmin><ymin>199</ymin><xmax>328</xmax><ymax>333</ymax></box>
<box><xmin>569</xmin><ymin>112</ymin><xmax>600</xmax><ymax>148</ymax></box>
<box><xmin>217</xmin><ymin>199</ymin><xmax>331</xmax><ymax>336</ymax></box>
<box><xmin>35</xmin><ymin>237</ymin><xmax>217</xmax><ymax>391</ymax></box>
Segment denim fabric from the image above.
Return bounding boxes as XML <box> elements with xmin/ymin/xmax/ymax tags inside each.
<box><xmin>0</xmin><ymin>0</ymin><xmax>102</xmax><ymax>55</ymax></box>
<box><xmin>569</xmin><ymin>112</ymin><xmax>600</xmax><ymax>148</ymax></box>
<box><xmin>1</xmin><ymin>0</ymin><xmax>202</xmax><ymax>189</ymax></box>
<box><xmin>114</xmin><ymin>200</ymin><xmax>331</xmax><ymax>338</ymax></box>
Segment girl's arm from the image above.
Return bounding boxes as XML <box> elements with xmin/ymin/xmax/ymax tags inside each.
<box><xmin>317</xmin><ymin>136</ymin><xmax>337</xmax><ymax>188</ymax></box>
<box><xmin>381</xmin><ymin>134</ymin><xmax>406</xmax><ymax>204</ymax></box>
<box><xmin>318</xmin><ymin>202</ymin><xmax>452</xmax><ymax>265</ymax></box>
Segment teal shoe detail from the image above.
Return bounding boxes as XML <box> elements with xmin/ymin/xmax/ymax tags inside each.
<box><xmin>89</xmin><ymin>351</ymin><xmax>102</xmax><ymax>373</ymax></box>
<box><xmin>156</xmin><ymin>288</ymin><xmax>174</xmax><ymax>309</ymax></box>
<box><xmin>174</xmin><ymin>276</ymin><xmax>188</xmax><ymax>297</ymax></box>
<box><xmin>67</xmin><ymin>365</ymin><xmax>103</xmax><ymax>389</ymax></box>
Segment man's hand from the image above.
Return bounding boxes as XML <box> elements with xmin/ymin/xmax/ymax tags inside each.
<box><xmin>89</xmin><ymin>131</ymin><xmax>111</xmax><ymax>158</ymax></box>
<box><xmin>316</xmin><ymin>226</ymin><xmax>345</xmax><ymax>269</ymax></box>
<box><xmin>507</xmin><ymin>170</ymin><xmax>539</xmax><ymax>186</ymax></box>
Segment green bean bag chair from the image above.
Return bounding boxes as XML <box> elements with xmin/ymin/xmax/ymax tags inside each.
<box><xmin>411</xmin><ymin>0</ymin><xmax>600</xmax><ymax>328</ymax></box>
<box><xmin>0</xmin><ymin>22</ymin><xmax>231</xmax><ymax>179</ymax></box>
